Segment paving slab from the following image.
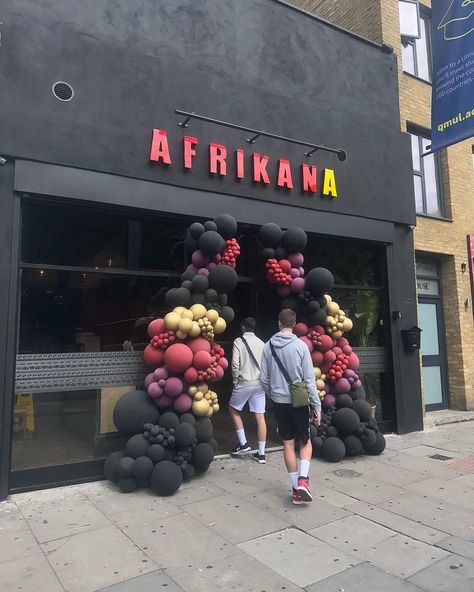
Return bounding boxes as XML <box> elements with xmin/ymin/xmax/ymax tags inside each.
<box><xmin>42</xmin><ymin>525</ymin><xmax>156</xmax><ymax>592</ymax></box>
<box><xmin>306</xmin><ymin>561</ymin><xmax>427</xmax><ymax>592</ymax></box>
<box><xmin>238</xmin><ymin>527</ymin><xmax>359</xmax><ymax>587</ymax></box>
<box><xmin>405</xmin><ymin>477</ymin><xmax>474</xmax><ymax>511</ymax></box>
<box><xmin>97</xmin><ymin>570</ymin><xmax>184</xmax><ymax>592</ymax></box>
<box><xmin>0</xmin><ymin>551</ymin><xmax>65</xmax><ymax>592</ymax></box>
<box><xmin>119</xmin><ymin>512</ymin><xmax>236</xmax><ymax>576</ymax></box>
<box><xmin>106</xmin><ymin>501</ymin><xmax>182</xmax><ymax>531</ymax></box>
<box><xmin>313</xmin><ymin>484</ymin><xmax>359</xmax><ymax>507</ymax></box>
<box><xmin>408</xmin><ymin>554</ymin><xmax>474</xmax><ymax>592</ymax></box>
<box><xmin>345</xmin><ymin>500</ymin><xmax>447</xmax><ymax>544</ymax></box>
<box><xmin>309</xmin><ymin>514</ymin><xmax>397</xmax><ymax>556</ymax></box>
<box><xmin>435</xmin><ymin>536</ymin><xmax>474</xmax><ymax>561</ymax></box>
<box><xmin>183</xmin><ymin>493</ymin><xmax>290</xmax><ymax>544</ymax></box>
<box><xmin>172</xmin><ymin>482</ymin><xmax>227</xmax><ymax>506</ymax></box>
<box><xmin>173</xmin><ymin>550</ymin><xmax>303</xmax><ymax>592</ymax></box>
<box><xmin>359</xmin><ymin>533</ymin><xmax>449</xmax><ymax>578</ymax></box>
<box><xmin>376</xmin><ymin>450</ymin><xmax>464</xmax><ymax>478</ymax></box>
<box><xmin>319</xmin><ymin>472</ymin><xmax>407</xmax><ymax>505</ymax></box>
<box><xmin>0</xmin><ymin>525</ymin><xmax>42</xmax><ymax>564</ymax></box>
<box><xmin>378</xmin><ymin>491</ymin><xmax>474</xmax><ymax>541</ymax></box>
<box><xmin>402</xmin><ymin>445</ymin><xmax>466</xmax><ymax>459</ymax></box>
<box><xmin>0</xmin><ymin>500</ymin><xmax>28</xmax><ymax>533</ymax></box>
<box><xmin>340</xmin><ymin>458</ymin><xmax>425</xmax><ymax>487</ymax></box>
<box><xmin>244</xmin><ymin>486</ymin><xmax>351</xmax><ymax>531</ymax></box>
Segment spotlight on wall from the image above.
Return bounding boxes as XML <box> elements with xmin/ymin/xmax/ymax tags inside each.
<box><xmin>0</xmin><ymin>156</ymin><xmax>7</xmax><ymax>166</ymax></box>
<box><xmin>461</xmin><ymin>263</ymin><xmax>467</xmax><ymax>273</ymax></box>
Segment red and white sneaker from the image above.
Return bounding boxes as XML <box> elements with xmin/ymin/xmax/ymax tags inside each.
<box><xmin>292</xmin><ymin>489</ymin><xmax>303</xmax><ymax>505</ymax></box>
<box><xmin>296</xmin><ymin>476</ymin><xmax>313</xmax><ymax>502</ymax></box>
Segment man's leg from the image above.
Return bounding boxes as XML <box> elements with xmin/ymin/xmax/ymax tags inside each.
<box><xmin>283</xmin><ymin>439</ymin><xmax>299</xmax><ymax>493</ymax></box>
<box><xmin>254</xmin><ymin>412</ymin><xmax>267</xmax><ymax>462</ymax></box>
<box><xmin>295</xmin><ymin>407</ymin><xmax>313</xmax><ymax>502</ymax></box>
<box><xmin>229</xmin><ymin>405</ymin><xmax>249</xmax><ymax>453</ymax></box>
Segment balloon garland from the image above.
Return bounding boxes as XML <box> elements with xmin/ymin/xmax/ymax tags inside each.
<box><xmin>258</xmin><ymin>222</ymin><xmax>386</xmax><ymax>463</ymax></box>
<box><xmin>105</xmin><ymin>214</ymin><xmax>240</xmax><ymax>496</ymax></box>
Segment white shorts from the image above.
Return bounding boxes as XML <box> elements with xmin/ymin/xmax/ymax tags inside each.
<box><xmin>229</xmin><ymin>385</ymin><xmax>266</xmax><ymax>414</ymax></box>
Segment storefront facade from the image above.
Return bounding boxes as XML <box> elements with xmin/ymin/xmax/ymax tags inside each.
<box><xmin>0</xmin><ymin>0</ymin><xmax>422</xmax><ymax>498</ymax></box>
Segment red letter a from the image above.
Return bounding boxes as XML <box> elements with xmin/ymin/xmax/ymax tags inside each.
<box><xmin>302</xmin><ymin>163</ymin><xmax>317</xmax><ymax>193</ymax></box>
<box><xmin>150</xmin><ymin>129</ymin><xmax>172</xmax><ymax>164</ymax></box>
<box><xmin>277</xmin><ymin>159</ymin><xmax>294</xmax><ymax>189</ymax></box>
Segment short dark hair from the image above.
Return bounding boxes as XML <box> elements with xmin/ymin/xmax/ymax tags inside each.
<box><xmin>278</xmin><ymin>308</ymin><xmax>296</xmax><ymax>328</ymax></box>
<box><xmin>241</xmin><ymin>317</ymin><xmax>256</xmax><ymax>332</ymax></box>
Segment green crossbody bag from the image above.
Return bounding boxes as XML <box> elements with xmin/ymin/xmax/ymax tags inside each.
<box><xmin>270</xmin><ymin>342</ymin><xmax>310</xmax><ymax>408</ymax></box>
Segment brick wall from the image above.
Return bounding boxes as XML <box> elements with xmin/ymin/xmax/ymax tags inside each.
<box><xmin>287</xmin><ymin>0</ymin><xmax>474</xmax><ymax>411</ymax></box>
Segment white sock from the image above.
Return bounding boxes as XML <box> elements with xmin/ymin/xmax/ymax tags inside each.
<box><xmin>299</xmin><ymin>459</ymin><xmax>310</xmax><ymax>478</ymax></box>
<box><xmin>288</xmin><ymin>471</ymin><xmax>298</xmax><ymax>490</ymax></box>
<box><xmin>236</xmin><ymin>429</ymin><xmax>247</xmax><ymax>446</ymax></box>
<box><xmin>258</xmin><ymin>441</ymin><xmax>265</xmax><ymax>456</ymax></box>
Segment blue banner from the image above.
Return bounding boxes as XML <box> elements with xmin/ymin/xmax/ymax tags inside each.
<box><xmin>431</xmin><ymin>1</ymin><xmax>474</xmax><ymax>152</ymax></box>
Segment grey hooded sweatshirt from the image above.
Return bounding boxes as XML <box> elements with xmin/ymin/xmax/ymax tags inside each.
<box><xmin>260</xmin><ymin>331</ymin><xmax>321</xmax><ymax>410</ymax></box>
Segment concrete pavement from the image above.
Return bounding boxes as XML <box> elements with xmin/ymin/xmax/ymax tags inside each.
<box><xmin>1</xmin><ymin>421</ymin><xmax>474</xmax><ymax>591</ymax></box>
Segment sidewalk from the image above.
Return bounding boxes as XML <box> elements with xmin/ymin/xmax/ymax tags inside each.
<box><xmin>1</xmin><ymin>422</ymin><xmax>474</xmax><ymax>592</ymax></box>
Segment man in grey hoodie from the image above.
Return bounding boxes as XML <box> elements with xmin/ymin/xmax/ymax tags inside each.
<box><xmin>260</xmin><ymin>308</ymin><xmax>321</xmax><ymax>504</ymax></box>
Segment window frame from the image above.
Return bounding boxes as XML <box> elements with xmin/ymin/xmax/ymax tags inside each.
<box><xmin>408</xmin><ymin>127</ymin><xmax>444</xmax><ymax>218</ymax></box>
<box><xmin>400</xmin><ymin>4</ymin><xmax>433</xmax><ymax>83</ymax></box>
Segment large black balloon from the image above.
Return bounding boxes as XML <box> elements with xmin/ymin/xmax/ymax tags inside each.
<box><xmin>305</xmin><ymin>268</ymin><xmax>335</xmax><ymax>297</ymax></box>
<box><xmin>113</xmin><ymin>390</ymin><xmax>160</xmax><ymax>436</ymax></box>
<box><xmin>182</xmin><ymin>464</ymin><xmax>196</xmax><ymax>482</ymax></box>
<box><xmin>189</xmin><ymin>222</ymin><xmax>205</xmax><ymax>239</ymax></box>
<box><xmin>150</xmin><ymin>461</ymin><xmax>183</xmax><ymax>496</ymax></box>
<box><xmin>353</xmin><ymin>399</ymin><xmax>372</xmax><ymax>422</ymax></box>
<box><xmin>360</xmin><ymin>428</ymin><xmax>377</xmax><ymax>447</ymax></box>
<box><xmin>350</xmin><ymin>387</ymin><xmax>365</xmax><ymax>401</ymax></box>
<box><xmin>175</xmin><ymin>423</ymin><xmax>197</xmax><ymax>447</ymax></box>
<box><xmin>159</xmin><ymin>412</ymin><xmax>179</xmax><ymax>430</ymax></box>
<box><xmin>336</xmin><ymin>394</ymin><xmax>354</xmax><ymax>409</ymax></box>
<box><xmin>311</xmin><ymin>436</ymin><xmax>324</xmax><ymax>457</ymax></box>
<box><xmin>204</xmin><ymin>220</ymin><xmax>218</xmax><ymax>232</ymax></box>
<box><xmin>179</xmin><ymin>413</ymin><xmax>196</xmax><ymax>426</ymax></box>
<box><xmin>220</xmin><ymin>306</ymin><xmax>235</xmax><ymax>323</ymax></box>
<box><xmin>174</xmin><ymin>287</ymin><xmax>192</xmax><ymax>306</ymax></box>
<box><xmin>214</xmin><ymin>214</ymin><xmax>237</xmax><ymax>239</ymax></box>
<box><xmin>282</xmin><ymin>228</ymin><xmax>307</xmax><ymax>253</ymax></box>
<box><xmin>199</xmin><ymin>230</ymin><xmax>225</xmax><ymax>256</ymax></box>
<box><xmin>332</xmin><ymin>408</ymin><xmax>360</xmax><ymax>436</ymax></box>
<box><xmin>280</xmin><ymin>296</ymin><xmax>299</xmax><ymax>311</ymax></box>
<box><xmin>118</xmin><ymin>477</ymin><xmax>137</xmax><ymax>493</ymax></box>
<box><xmin>119</xmin><ymin>456</ymin><xmax>135</xmax><ymax>478</ymax></box>
<box><xmin>344</xmin><ymin>435</ymin><xmax>363</xmax><ymax>456</ymax></box>
<box><xmin>309</xmin><ymin>309</ymin><xmax>328</xmax><ymax>326</ymax></box>
<box><xmin>132</xmin><ymin>456</ymin><xmax>154</xmax><ymax>479</ymax></box>
<box><xmin>322</xmin><ymin>437</ymin><xmax>346</xmax><ymax>462</ymax></box>
<box><xmin>208</xmin><ymin>265</ymin><xmax>238</xmax><ymax>293</ymax></box>
<box><xmin>193</xmin><ymin>442</ymin><xmax>214</xmax><ymax>472</ymax></box>
<box><xmin>148</xmin><ymin>444</ymin><xmax>166</xmax><ymax>463</ymax></box>
<box><xmin>104</xmin><ymin>451</ymin><xmax>124</xmax><ymax>483</ymax></box>
<box><xmin>364</xmin><ymin>432</ymin><xmax>386</xmax><ymax>455</ymax></box>
<box><xmin>125</xmin><ymin>434</ymin><xmax>150</xmax><ymax>459</ymax></box>
<box><xmin>259</xmin><ymin>223</ymin><xmax>283</xmax><ymax>248</ymax></box>
<box><xmin>191</xmin><ymin>274</ymin><xmax>209</xmax><ymax>293</ymax></box>
<box><xmin>195</xmin><ymin>417</ymin><xmax>213</xmax><ymax>443</ymax></box>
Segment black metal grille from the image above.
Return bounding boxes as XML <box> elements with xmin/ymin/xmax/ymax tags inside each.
<box><xmin>52</xmin><ymin>81</ymin><xmax>74</xmax><ymax>102</ymax></box>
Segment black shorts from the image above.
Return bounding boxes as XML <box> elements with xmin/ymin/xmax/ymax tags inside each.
<box><xmin>273</xmin><ymin>403</ymin><xmax>311</xmax><ymax>443</ymax></box>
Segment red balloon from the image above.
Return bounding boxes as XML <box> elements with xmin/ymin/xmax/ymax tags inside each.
<box><xmin>337</xmin><ymin>337</ymin><xmax>350</xmax><ymax>348</ymax></box>
<box><xmin>218</xmin><ymin>357</ymin><xmax>229</xmax><ymax>369</ymax></box>
<box><xmin>156</xmin><ymin>395</ymin><xmax>173</xmax><ymax>409</ymax></box>
<box><xmin>299</xmin><ymin>336</ymin><xmax>314</xmax><ymax>352</ymax></box>
<box><xmin>188</xmin><ymin>337</ymin><xmax>211</xmax><ymax>354</ymax></box>
<box><xmin>184</xmin><ymin>366</ymin><xmax>199</xmax><ymax>384</ymax></box>
<box><xmin>317</xmin><ymin>335</ymin><xmax>333</xmax><ymax>353</ymax></box>
<box><xmin>293</xmin><ymin>323</ymin><xmax>308</xmax><ymax>337</ymax></box>
<box><xmin>164</xmin><ymin>343</ymin><xmax>193</xmax><ymax>373</ymax></box>
<box><xmin>311</xmin><ymin>350</ymin><xmax>324</xmax><ymax>367</ymax></box>
<box><xmin>343</xmin><ymin>345</ymin><xmax>353</xmax><ymax>355</ymax></box>
<box><xmin>324</xmin><ymin>350</ymin><xmax>337</xmax><ymax>364</ymax></box>
<box><xmin>320</xmin><ymin>361</ymin><xmax>332</xmax><ymax>374</ymax></box>
<box><xmin>143</xmin><ymin>345</ymin><xmax>165</xmax><ymax>368</ymax></box>
<box><xmin>347</xmin><ymin>352</ymin><xmax>360</xmax><ymax>370</ymax></box>
<box><xmin>213</xmin><ymin>365</ymin><xmax>224</xmax><ymax>381</ymax></box>
<box><xmin>278</xmin><ymin>259</ymin><xmax>291</xmax><ymax>273</ymax></box>
<box><xmin>333</xmin><ymin>347</ymin><xmax>343</xmax><ymax>356</ymax></box>
<box><xmin>193</xmin><ymin>350</ymin><xmax>213</xmax><ymax>370</ymax></box>
<box><xmin>147</xmin><ymin>318</ymin><xmax>165</xmax><ymax>338</ymax></box>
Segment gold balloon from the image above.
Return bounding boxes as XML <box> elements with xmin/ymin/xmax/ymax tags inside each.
<box><xmin>213</xmin><ymin>317</ymin><xmax>227</xmax><ymax>335</ymax></box>
<box><xmin>176</xmin><ymin>330</ymin><xmax>187</xmax><ymax>340</ymax></box>
<box><xmin>343</xmin><ymin>318</ymin><xmax>353</xmax><ymax>331</ymax></box>
<box><xmin>326</xmin><ymin>301</ymin><xmax>340</xmax><ymax>316</ymax></box>
<box><xmin>212</xmin><ymin>403</ymin><xmax>220</xmax><ymax>412</ymax></box>
<box><xmin>206</xmin><ymin>309</ymin><xmax>219</xmax><ymax>323</ymax></box>
<box><xmin>332</xmin><ymin>330</ymin><xmax>343</xmax><ymax>339</ymax></box>
<box><xmin>188</xmin><ymin>385</ymin><xmax>198</xmax><ymax>396</ymax></box>
<box><xmin>192</xmin><ymin>399</ymin><xmax>210</xmax><ymax>416</ymax></box>
<box><xmin>316</xmin><ymin>379</ymin><xmax>325</xmax><ymax>390</ymax></box>
<box><xmin>197</xmin><ymin>382</ymin><xmax>208</xmax><ymax>394</ymax></box>
<box><xmin>190</xmin><ymin>303</ymin><xmax>207</xmax><ymax>320</ymax></box>
<box><xmin>189</xmin><ymin>321</ymin><xmax>201</xmax><ymax>337</ymax></box>
<box><xmin>173</xmin><ymin>306</ymin><xmax>186</xmax><ymax>315</ymax></box>
<box><xmin>181</xmin><ymin>309</ymin><xmax>194</xmax><ymax>320</ymax></box>
<box><xmin>164</xmin><ymin>312</ymin><xmax>181</xmax><ymax>331</ymax></box>
<box><xmin>194</xmin><ymin>391</ymin><xmax>203</xmax><ymax>401</ymax></box>
<box><xmin>178</xmin><ymin>317</ymin><xmax>193</xmax><ymax>333</ymax></box>
<box><xmin>324</xmin><ymin>294</ymin><xmax>332</xmax><ymax>303</ymax></box>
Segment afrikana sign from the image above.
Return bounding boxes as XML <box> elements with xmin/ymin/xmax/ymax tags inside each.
<box><xmin>149</xmin><ymin>129</ymin><xmax>338</xmax><ymax>198</ymax></box>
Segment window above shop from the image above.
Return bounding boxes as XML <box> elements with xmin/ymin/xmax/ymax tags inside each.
<box><xmin>399</xmin><ymin>1</ymin><xmax>432</xmax><ymax>83</ymax></box>
<box><xmin>409</xmin><ymin>128</ymin><xmax>444</xmax><ymax>218</ymax></box>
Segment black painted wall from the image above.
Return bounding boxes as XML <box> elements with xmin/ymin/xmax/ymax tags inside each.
<box><xmin>0</xmin><ymin>0</ymin><xmax>415</xmax><ymax>225</ymax></box>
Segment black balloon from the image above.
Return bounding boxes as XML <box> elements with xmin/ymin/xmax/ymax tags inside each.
<box><xmin>132</xmin><ymin>456</ymin><xmax>154</xmax><ymax>479</ymax></box>
<box><xmin>214</xmin><ymin>214</ymin><xmax>237</xmax><ymax>239</ymax></box>
<box><xmin>364</xmin><ymin>432</ymin><xmax>386</xmax><ymax>455</ymax></box>
<box><xmin>310</xmin><ymin>424</ymin><xmax>318</xmax><ymax>439</ymax></box>
<box><xmin>208</xmin><ymin>265</ymin><xmax>238</xmax><ymax>293</ymax></box>
<box><xmin>191</xmin><ymin>274</ymin><xmax>209</xmax><ymax>293</ymax></box>
<box><xmin>159</xmin><ymin>412</ymin><xmax>180</xmax><ymax>430</ymax></box>
<box><xmin>209</xmin><ymin>438</ymin><xmax>218</xmax><ymax>452</ymax></box>
<box><xmin>179</xmin><ymin>413</ymin><xmax>196</xmax><ymax>426</ymax></box>
<box><xmin>182</xmin><ymin>463</ymin><xmax>196</xmax><ymax>481</ymax></box>
<box><xmin>308</xmin><ymin>300</ymin><xmax>320</xmax><ymax>312</ymax></box>
<box><xmin>353</xmin><ymin>399</ymin><xmax>372</xmax><ymax>422</ymax></box>
<box><xmin>113</xmin><ymin>390</ymin><xmax>160</xmax><ymax>436</ymax></box>
<box><xmin>195</xmin><ymin>417</ymin><xmax>213</xmax><ymax>443</ymax></box>
<box><xmin>220</xmin><ymin>306</ymin><xmax>235</xmax><ymax>323</ymax></box>
<box><xmin>148</xmin><ymin>444</ymin><xmax>166</xmax><ymax>463</ymax></box>
<box><xmin>344</xmin><ymin>435</ymin><xmax>363</xmax><ymax>456</ymax></box>
<box><xmin>204</xmin><ymin>220</ymin><xmax>218</xmax><ymax>231</ymax></box>
<box><xmin>327</xmin><ymin>425</ymin><xmax>338</xmax><ymax>437</ymax></box>
<box><xmin>199</xmin><ymin>230</ymin><xmax>225</xmax><ymax>256</ymax></box>
<box><xmin>174</xmin><ymin>287</ymin><xmax>192</xmax><ymax>306</ymax></box>
<box><xmin>332</xmin><ymin>408</ymin><xmax>361</xmax><ymax>436</ymax></box>
<box><xmin>305</xmin><ymin>268</ymin><xmax>335</xmax><ymax>297</ymax></box>
<box><xmin>310</xmin><ymin>309</ymin><xmax>328</xmax><ymax>326</ymax></box>
<box><xmin>322</xmin><ymin>437</ymin><xmax>346</xmax><ymax>462</ymax></box>
<box><xmin>136</xmin><ymin>478</ymin><xmax>151</xmax><ymax>488</ymax></box>
<box><xmin>119</xmin><ymin>456</ymin><xmax>135</xmax><ymax>478</ymax></box>
<box><xmin>193</xmin><ymin>442</ymin><xmax>214</xmax><ymax>472</ymax></box>
<box><xmin>190</xmin><ymin>222</ymin><xmax>205</xmax><ymax>239</ymax></box>
<box><xmin>205</xmin><ymin>288</ymin><xmax>218</xmax><ymax>302</ymax></box>
<box><xmin>259</xmin><ymin>223</ymin><xmax>283</xmax><ymax>248</ymax></box>
<box><xmin>125</xmin><ymin>434</ymin><xmax>150</xmax><ymax>459</ymax></box>
<box><xmin>261</xmin><ymin>247</ymin><xmax>276</xmax><ymax>260</ymax></box>
<box><xmin>118</xmin><ymin>477</ymin><xmax>137</xmax><ymax>493</ymax></box>
<box><xmin>311</xmin><ymin>436</ymin><xmax>324</xmax><ymax>457</ymax></box>
<box><xmin>336</xmin><ymin>394</ymin><xmax>354</xmax><ymax>409</ymax></box>
<box><xmin>175</xmin><ymin>423</ymin><xmax>197</xmax><ymax>447</ymax></box>
<box><xmin>181</xmin><ymin>270</ymin><xmax>195</xmax><ymax>282</ymax></box>
<box><xmin>217</xmin><ymin>293</ymin><xmax>228</xmax><ymax>305</ymax></box>
<box><xmin>350</xmin><ymin>387</ymin><xmax>365</xmax><ymax>401</ymax></box>
<box><xmin>104</xmin><ymin>451</ymin><xmax>124</xmax><ymax>483</ymax></box>
<box><xmin>275</xmin><ymin>246</ymin><xmax>288</xmax><ymax>260</ymax></box>
<box><xmin>360</xmin><ymin>428</ymin><xmax>377</xmax><ymax>447</ymax></box>
<box><xmin>280</xmin><ymin>296</ymin><xmax>299</xmax><ymax>311</ymax></box>
<box><xmin>282</xmin><ymin>227</ymin><xmax>307</xmax><ymax>253</ymax></box>
<box><xmin>181</xmin><ymin>280</ymin><xmax>192</xmax><ymax>290</ymax></box>
<box><xmin>192</xmin><ymin>292</ymin><xmax>206</xmax><ymax>304</ymax></box>
<box><xmin>150</xmin><ymin>461</ymin><xmax>183</xmax><ymax>496</ymax></box>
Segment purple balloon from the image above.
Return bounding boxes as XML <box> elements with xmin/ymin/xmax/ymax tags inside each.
<box><xmin>207</xmin><ymin>262</ymin><xmax>217</xmax><ymax>271</ymax></box>
<box><xmin>186</xmin><ymin>264</ymin><xmax>199</xmax><ymax>274</ymax></box>
<box><xmin>288</xmin><ymin>253</ymin><xmax>304</xmax><ymax>267</ymax></box>
<box><xmin>335</xmin><ymin>378</ymin><xmax>351</xmax><ymax>394</ymax></box>
<box><xmin>173</xmin><ymin>393</ymin><xmax>193</xmax><ymax>413</ymax></box>
<box><xmin>299</xmin><ymin>267</ymin><xmax>305</xmax><ymax>277</ymax></box>
<box><xmin>277</xmin><ymin>286</ymin><xmax>292</xmax><ymax>298</ymax></box>
<box><xmin>291</xmin><ymin>277</ymin><xmax>305</xmax><ymax>293</ymax></box>
<box><xmin>343</xmin><ymin>369</ymin><xmax>356</xmax><ymax>380</ymax></box>
<box><xmin>148</xmin><ymin>382</ymin><xmax>163</xmax><ymax>399</ymax></box>
<box><xmin>192</xmin><ymin>250</ymin><xmax>210</xmax><ymax>268</ymax></box>
<box><xmin>153</xmin><ymin>367</ymin><xmax>169</xmax><ymax>381</ymax></box>
<box><xmin>198</xmin><ymin>267</ymin><xmax>210</xmax><ymax>276</ymax></box>
<box><xmin>144</xmin><ymin>373</ymin><xmax>155</xmax><ymax>389</ymax></box>
<box><xmin>156</xmin><ymin>395</ymin><xmax>173</xmax><ymax>409</ymax></box>
<box><xmin>164</xmin><ymin>376</ymin><xmax>183</xmax><ymax>398</ymax></box>
<box><xmin>322</xmin><ymin>394</ymin><xmax>336</xmax><ymax>409</ymax></box>
<box><xmin>290</xmin><ymin>268</ymin><xmax>300</xmax><ymax>279</ymax></box>
<box><xmin>352</xmin><ymin>379</ymin><xmax>362</xmax><ymax>390</ymax></box>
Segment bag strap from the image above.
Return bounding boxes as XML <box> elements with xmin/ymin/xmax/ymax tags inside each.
<box><xmin>269</xmin><ymin>342</ymin><xmax>292</xmax><ymax>384</ymax></box>
<box><xmin>241</xmin><ymin>335</ymin><xmax>260</xmax><ymax>370</ymax></box>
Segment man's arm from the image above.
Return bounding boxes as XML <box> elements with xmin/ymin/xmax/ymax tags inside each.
<box><xmin>231</xmin><ymin>341</ymin><xmax>240</xmax><ymax>386</ymax></box>
<box><xmin>259</xmin><ymin>344</ymin><xmax>271</xmax><ymax>394</ymax></box>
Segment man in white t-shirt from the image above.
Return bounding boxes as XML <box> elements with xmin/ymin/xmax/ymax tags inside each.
<box><xmin>229</xmin><ymin>317</ymin><xmax>267</xmax><ymax>463</ymax></box>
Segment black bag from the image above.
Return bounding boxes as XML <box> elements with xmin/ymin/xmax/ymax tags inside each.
<box><xmin>269</xmin><ymin>342</ymin><xmax>310</xmax><ymax>408</ymax></box>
